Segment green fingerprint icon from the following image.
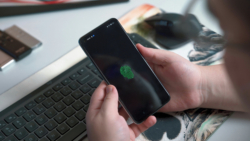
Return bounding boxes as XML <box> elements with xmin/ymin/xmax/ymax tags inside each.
<box><xmin>120</xmin><ymin>65</ymin><xmax>134</xmax><ymax>79</ymax></box>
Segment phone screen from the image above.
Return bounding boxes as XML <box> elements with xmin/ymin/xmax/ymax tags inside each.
<box><xmin>79</xmin><ymin>18</ymin><xmax>170</xmax><ymax>124</ymax></box>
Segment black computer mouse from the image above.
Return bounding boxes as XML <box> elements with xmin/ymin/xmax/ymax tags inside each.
<box><xmin>144</xmin><ymin>13</ymin><xmax>202</xmax><ymax>49</ymax></box>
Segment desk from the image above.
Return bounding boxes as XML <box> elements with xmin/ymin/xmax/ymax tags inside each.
<box><xmin>1</xmin><ymin>0</ymin><xmax>250</xmax><ymax>140</ymax></box>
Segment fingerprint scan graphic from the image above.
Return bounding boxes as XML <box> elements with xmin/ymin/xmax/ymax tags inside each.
<box><xmin>120</xmin><ymin>65</ymin><xmax>134</xmax><ymax>79</ymax></box>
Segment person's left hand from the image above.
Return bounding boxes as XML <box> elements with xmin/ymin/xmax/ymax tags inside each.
<box><xmin>86</xmin><ymin>81</ymin><xmax>157</xmax><ymax>141</ymax></box>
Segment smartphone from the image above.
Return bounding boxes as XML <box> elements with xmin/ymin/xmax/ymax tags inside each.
<box><xmin>79</xmin><ymin>18</ymin><xmax>170</xmax><ymax>124</ymax></box>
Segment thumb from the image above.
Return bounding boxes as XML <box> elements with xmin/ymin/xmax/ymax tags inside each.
<box><xmin>101</xmin><ymin>85</ymin><xmax>119</xmax><ymax>113</ymax></box>
<box><xmin>136</xmin><ymin>43</ymin><xmax>176</xmax><ymax>65</ymax></box>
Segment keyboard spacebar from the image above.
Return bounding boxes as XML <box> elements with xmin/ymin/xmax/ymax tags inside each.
<box><xmin>58</xmin><ymin>123</ymin><xmax>86</xmax><ymax>141</ymax></box>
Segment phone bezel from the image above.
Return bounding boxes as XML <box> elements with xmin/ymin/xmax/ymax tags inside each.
<box><xmin>79</xmin><ymin>18</ymin><xmax>170</xmax><ymax>124</ymax></box>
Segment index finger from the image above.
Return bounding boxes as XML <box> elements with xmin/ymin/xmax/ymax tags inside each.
<box><xmin>87</xmin><ymin>81</ymin><xmax>107</xmax><ymax>117</ymax></box>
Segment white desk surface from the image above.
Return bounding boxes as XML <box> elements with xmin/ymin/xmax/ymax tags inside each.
<box><xmin>1</xmin><ymin>0</ymin><xmax>250</xmax><ymax>140</ymax></box>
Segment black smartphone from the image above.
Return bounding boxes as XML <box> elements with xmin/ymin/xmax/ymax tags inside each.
<box><xmin>79</xmin><ymin>18</ymin><xmax>170</xmax><ymax>124</ymax></box>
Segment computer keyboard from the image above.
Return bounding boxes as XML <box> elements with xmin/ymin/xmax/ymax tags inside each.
<box><xmin>0</xmin><ymin>33</ymin><xmax>157</xmax><ymax>141</ymax></box>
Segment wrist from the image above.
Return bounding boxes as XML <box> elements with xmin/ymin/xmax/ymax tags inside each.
<box><xmin>198</xmin><ymin>65</ymin><xmax>224</xmax><ymax>109</ymax></box>
<box><xmin>197</xmin><ymin>66</ymin><xmax>208</xmax><ymax>107</ymax></box>
<box><xmin>198</xmin><ymin>65</ymin><xmax>209</xmax><ymax>108</ymax></box>
<box><xmin>197</xmin><ymin>65</ymin><xmax>246</xmax><ymax>112</ymax></box>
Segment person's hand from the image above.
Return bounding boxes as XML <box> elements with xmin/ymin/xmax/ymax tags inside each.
<box><xmin>136</xmin><ymin>44</ymin><xmax>203</xmax><ymax>112</ymax></box>
<box><xmin>86</xmin><ymin>81</ymin><xmax>157</xmax><ymax>141</ymax></box>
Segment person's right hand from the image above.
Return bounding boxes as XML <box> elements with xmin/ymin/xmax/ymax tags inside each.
<box><xmin>136</xmin><ymin>44</ymin><xmax>203</xmax><ymax>112</ymax></box>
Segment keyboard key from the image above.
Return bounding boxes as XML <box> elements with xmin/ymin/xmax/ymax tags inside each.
<box><xmin>88</xmin><ymin>78</ymin><xmax>101</xmax><ymax>88</ymax></box>
<box><xmin>24</xmin><ymin>134</ymin><xmax>38</xmax><ymax>141</ymax></box>
<box><xmin>51</xmin><ymin>92</ymin><xmax>63</xmax><ymax>102</ymax></box>
<box><xmin>14</xmin><ymin>128</ymin><xmax>28</xmax><ymax>140</ymax></box>
<box><xmin>47</xmin><ymin>130</ymin><xmax>60</xmax><ymax>141</ymax></box>
<box><xmin>77</xmin><ymin>68</ymin><xmax>87</xmax><ymax>75</ymax></box>
<box><xmin>0</xmin><ymin>132</ymin><xmax>5</xmax><ymax>141</ymax></box>
<box><xmin>4</xmin><ymin>135</ymin><xmax>17</xmax><ymax>141</ymax></box>
<box><xmin>77</xmin><ymin>73</ymin><xmax>93</xmax><ymax>85</ymax></box>
<box><xmin>56</xmin><ymin>123</ymin><xmax>69</xmax><ymax>135</ymax></box>
<box><xmin>83</xmin><ymin>105</ymin><xmax>89</xmax><ymax>112</ymax></box>
<box><xmin>35</xmin><ymin>127</ymin><xmax>47</xmax><ymax>138</ymax></box>
<box><xmin>33</xmin><ymin>105</ymin><xmax>46</xmax><ymax>115</ymax></box>
<box><xmin>40</xmin><ymin>138</ymin><xmax>49</xmax><ymax>141</ymax></box>
<box><xmin>4</xmin><ymin>114</ymin><xmax>17</xmax><ymax>123</ymax></box>
<box><xmin>62</xmin><ymin>96</ymin><xmax>75</xmax><ymax>106</ymax></box>
<box><xmin>23</xmin><ymin>111</ymin><xmax>36</xmax><ymax>122</ymax></box>
<box><xmin>72</xmin><ymin>101</ymin><xmax>84</xmax><ymax>111</ymax></box>
<box><xmin>45</xmin><ymin>108</ymin><xmax>57</xmax><ymax>119</ymax></box>
<box><xmin>86</xmin><ymin>62</ymin><xmax>95</xmax><ymax>69</ymax></box>
<box><xmin>75</xmin><ymin>110</ymin><xmax>86</xmax><ymax>121</ymax></box>
<box><xmin>35</xmin><ymin>95</ymin><xmax>46</xmax><ymax>104</ymax></box>
<box><xmin>45</xmin><ymin>120</ymin><xmax>58</xmax><ymax>131</ymax></box>
<box><xmin>63</xmin><ymin>107</ymin><xmax>75</xmax><ymax>117</ymax></box>
<box><xmin>57</xmin><ymin>123</ymin><xmax>86</xmax><ymax>141</ymax></box>
<box><xmin>80</xmin><ymin>95</ymin><xmax>91</xmax><ymax>104</ymax></box>
<box><xmin>44</xmin><ymin>89</ymin><xmax>54</xmax><ymax>97</ymax></box>
<box><xmin>66</xmin><ymin>117</ymin><xmax>78</xmax><ymax>128</ymax></box>
<box><xmin>60</xmin><ymin>87</ymin><xmax>72</xmax><ymax>96</ymax></box>
<box><xmin>34</xmin><ymin>95</ymin><xmax>46</xmax><ymax>104</ymax></box>
<box><xmin>52</xmin><ymin>83</ymin><xmax>63</xmax><ymax>91</ymax></box>
<box><xmin>12</xmin><ymin>118</ymin><xmax>26</xmax><ymax>129</ymax></box>
<box><xmin>61</xmin><ymin>78</ymin><xmax>72</xmax><ymax>86</ymax></box>
<box><xmin>35</xmin><ymin>114</ymin><xmax>48</xmax><ymax>125</ymax></box>
<box><xmin>54</xmin><ymin>102</ymin><xmax>66</xmax><ymax>112</ymax></box>
<box><xmin>42</xmin><ymin>98</ymin><xmax>55</xmax><ymax>109</ymax></box>
<box><xmin>88</xmin><ymin>89</ymin><xmax>95</xmax><ymax>96</ymax></box>
<box><xmin>70</xmin><ymin>73</ymin><xmax>80</xmax><ymax>80</ymax></box>
<box><xmin>91</xmin><ymin>69</ymin><xmax>100</xmax><ymax>75</ymax></box>
<box><xmin>25</xmin><ymin>101</ymin><xmax>36</xmax><ymax>110</ymax></box>
<box><xmin>79</xmin><ymin>84</ymin><xmax>91</xmax><ymax>94</ymax></box>
<box><xmin>25</xmin><ymin>121</ymin><xmax>38</xmax><ymax>132</ymax></box>
<box><xmin>68</xmin><ymin>81</ymin><xmax>80</xmax><ymax>90</ymax></box>
<box><xmin>54</xmin><ymin>113</ymin><xmax>67</xmax><ymax>124</ymax></box>
<box><xmin>0</xmin><ymin>120</ymin><xmax>6</xmax><ymax>129</ymax></box>
<box><xmin>15</xmin><ymin>107</ymin><xmax>27</xmax><ymax>117</ymax></box>
<box><xmin>2</xmin><ymin>124</ymin><xmax>16</xmax><ymax>136</ymax></box>
<box><xmin>71</xmin><ymin>90</ymin><xmax>83</xmax><ymax>99</ymax></box>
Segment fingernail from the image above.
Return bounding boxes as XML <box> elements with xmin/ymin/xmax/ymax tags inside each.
<box><xmin>106</xmin><ymin>85</ymin><xmax>113</xmax><ymax>94</ymax></box>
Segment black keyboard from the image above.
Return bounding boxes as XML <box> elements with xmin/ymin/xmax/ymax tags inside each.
<box><xmin>0</xmin><ymin>33</ymin><xmax>156</xmax><ymax>141</ymax></box>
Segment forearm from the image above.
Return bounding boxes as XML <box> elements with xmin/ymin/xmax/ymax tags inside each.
<box><xmin>199</xmin><ymin>64</ymin><xmax>247</xmax><ymax>112</ymax></box>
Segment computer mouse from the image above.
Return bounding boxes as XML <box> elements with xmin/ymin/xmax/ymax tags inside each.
<box><xmin>144</xmin><ymin>13</ymin><xmax>202</xmax><ymax>49</ymax></box>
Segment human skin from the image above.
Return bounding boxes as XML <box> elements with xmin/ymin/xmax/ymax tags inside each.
<box><xmin>144</xmin><ymin>0</ymin><xmax>250</xmax><ymax>113</ymax></box>
<box><xmin>87</xmin><ymin>0</ymin><xmax>250</xmax><ymax>140</ymax></box>
<box><xmin>86</xmin><ymin>43</ymin><xmax>247</xmax><ymax>141</ymax></box>
<box><xmin>137</xmin><ymin>44</ymin><xmax>247</xmax><ymax>112</ymax></box>
<box><xmin>86</xmin><ymin>81</ymin><xmax>156</xmax><ymax>141</ymax></box>
<box><xmin>207</xmin><ymin>0</ymin><xmax>250</xmax><ymax>111</ymax></box>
